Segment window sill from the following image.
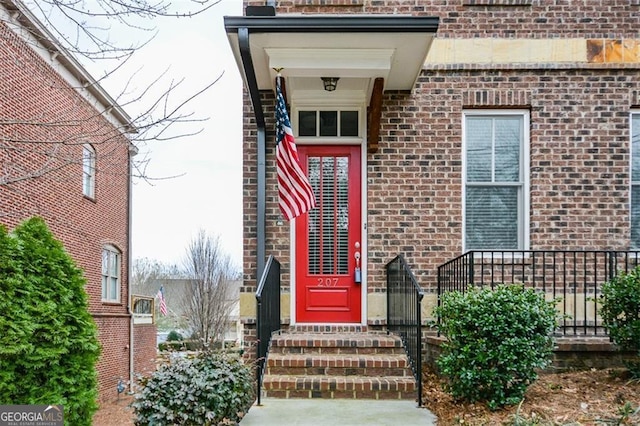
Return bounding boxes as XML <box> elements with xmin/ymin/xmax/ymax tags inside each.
<box><xmin>133</xmin><ymin>314</ymin><xmax>154</xmax><ymax>325</ymax></box>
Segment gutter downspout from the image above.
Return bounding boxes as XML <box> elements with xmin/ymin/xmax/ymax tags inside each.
<box><xmin>238</xmin><ymin>27</ymin><xmax>267</xmax><ymax>278</ymax></box>
<box><xmin>127</xmin><ymin>143</ymin><xmax>139</xmax><ymax>392</ymax></box>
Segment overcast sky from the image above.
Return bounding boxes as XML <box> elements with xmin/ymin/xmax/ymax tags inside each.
<box><xmin>126</xmin><ymin>1</ymin><xmax>244</xmax><ymax>269</ymax></box>
<box><xmin>25</xmin><ymin>0</ymin><xmax>245</xmax><ymax>269</ymax></box>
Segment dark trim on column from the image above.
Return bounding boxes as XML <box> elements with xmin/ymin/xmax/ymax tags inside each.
<box><xmin>238</xmin><ymin>27</ymin><xmax>266</xmax><ymax>278</ymax></box>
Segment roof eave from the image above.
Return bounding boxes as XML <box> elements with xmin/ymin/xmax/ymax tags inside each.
<box><xmin>2</xmin><ymin>0</ymin><xmax>136</xmax><ymax>134</ymax></box>
<box><xmin>224</xmin><ymin>15</ymin><xmax>440</xmax><ymax>34</ymax></box>
<box><xmin>224</xmin><ymin>15</ymin><xmax>440</xmax><ymax>94</ymax></box>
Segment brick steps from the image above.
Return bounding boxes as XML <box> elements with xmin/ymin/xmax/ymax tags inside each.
<box><xmin>266</xmin><ymin>353</ymin><xmax>411</xmax><ymax>376</ymax></box>
<box><xmin>262</xmin><ymin>375</ymin><xmax>416</xmax><ymax>400</ymax></box>
<box><xmin>270</xmin><ymin>333</ymin><xmax>406</xmax><ymax>355</ymax></box>
<box><xmin>262</xmin><ymin>331</ymin><xmax>417</xmax><ymax>400</ymax></box>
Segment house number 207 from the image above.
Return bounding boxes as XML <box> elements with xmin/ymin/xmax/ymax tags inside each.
<box><xmin>317</xmin><ymin>278</ymin><xmax>338</xmax><ymax>287</ymax></box>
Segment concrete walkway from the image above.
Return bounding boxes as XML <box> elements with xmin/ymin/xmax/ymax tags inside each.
<box><xmin>240</xmin><ymin>398</ymin><xmax>437</xmax><ymax>426</ymax></box>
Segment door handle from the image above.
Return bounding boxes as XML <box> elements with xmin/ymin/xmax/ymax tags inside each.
<box><xmin>354</xmin><ymin>242</ymin><xmax>361</xmax><ymax>284</ymax></box>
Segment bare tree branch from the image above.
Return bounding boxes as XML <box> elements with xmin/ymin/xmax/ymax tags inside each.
<box><xmin>24</xmin><ymin>0</ymin><xmax>221</xmax><ymax>60</ymax></box>
<box><xmin>181</xmin><ymin>230</ymin><xmax>238</xmax><ymax>345</ymax></box>
<box><xmin>1</xmin><ymin>0</ymin><xmax>224</xmax><ymax>192</ymax></box>
<box><xmin>131</xmin><ymin>257</ymin><xmax>181</xmax><ymax>295</ymax></box>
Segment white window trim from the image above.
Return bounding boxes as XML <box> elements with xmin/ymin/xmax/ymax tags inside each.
<box><xmin>462</xmin><ymin>109</ymin><xmax>530</xmax><ymax>253</ymax></box>
<box><xmin>630</xmin><ymin>110</ymin><xmax>640</xmax><ymax>249</ymax></box>
<box><xmin>101</xmin><ymin>245</ymin><xmax>121</xmax><ymax>303</ymax></box>
<box><xmin>293</xmin><ymin>103</ymin><xmax>365</xmax><ymax>145</ymax></box>
<box><xmin>132</xmin><ymin>295</ymin><xmax>154</xmax><ymax>324</ymax></box>
<box><xmin>82</xmin><ymin>144</ymin><xmax>96</xmax><ymax>199</ymax></box>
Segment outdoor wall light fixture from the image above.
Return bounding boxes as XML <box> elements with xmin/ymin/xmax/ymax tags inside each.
<box><xmin>321</xmin><ymin>77</ymin><xmax>339</xmax><ymax>92</ymax></box>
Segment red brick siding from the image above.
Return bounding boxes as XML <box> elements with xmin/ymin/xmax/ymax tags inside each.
<box><xmin>240</xmin><ymin>1</ymin><xmax>640</xmax><ymax>303</ymax></box>
<box><xmin>245</xmin><ymin>69</ymin><xmax>638</xmax><ymax>293</ymax></box>
<box><xmin>368</xmin><ymin>69</ymin><xmax>635</xmax><ymax>291</ymax></box>
<box><xmin>133</xmin><ymin>324</ymin><xmax>158</xmax><ymax>378</ymax></box>
<box><xmin>94</xmin><ymin>316</ymin><xmax>130</xmax><ymax>401</ymax></box>
<box><xmin>241</xmin><ymin>323</ymin><xmax>258</xmax><ymax>365</ymax></box>
<box><xmin>425</xmin><ymin>335</ymin><xmax>639</xmax><ymax>371</ymax></box>
<box><xmin>0</xmin><ymin>18</ymin><xmax>139</xmax><ymax>401</ymax></box>
<box><xmin>247</xmin><ymin>0</ymin><xmax>639</xmax><ymax>38</ymax></box>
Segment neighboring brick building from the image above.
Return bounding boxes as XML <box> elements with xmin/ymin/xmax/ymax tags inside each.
<box><xmin>226</xmin><ymin>0</ymin><xmax>640</xmax><ymax>360</ymax></box>
<box><xmin>0</xmin><ymin>0</ymin><xmax>155</xmax><ymax>401</ymax></box>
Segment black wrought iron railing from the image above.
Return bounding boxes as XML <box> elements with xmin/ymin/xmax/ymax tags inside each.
<box><xmin>255</xmin><ymin>255</ymin><xmax>281</xmax><ymax>406</ymax></box>
<box><xmin>437</xmin><ymin>250</ymin><xmax>640</xmax><ymax>336</ymax></box>
<box><xmin>386</xmin><ymin>254</ymin><xmax>424</xmax><ymax>407</ymax></box>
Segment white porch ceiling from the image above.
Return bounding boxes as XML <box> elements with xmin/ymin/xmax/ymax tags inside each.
<box><xmin>226</xmin><ymin>30</ymin><xmax>435</xmax><ymax>102</ymax></box>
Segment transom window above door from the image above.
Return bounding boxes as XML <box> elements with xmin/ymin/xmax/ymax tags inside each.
<box><xmin>297</xmin><ymin>110</ymin><xmax>359</xmax><ymax>137</ymax></box>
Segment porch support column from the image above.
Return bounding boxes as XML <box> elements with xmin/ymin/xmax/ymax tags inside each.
<box><xmin>367</xmin><ymin>77</ymin><xmax>384</xmax><ymax>154</ymax></box>
<box><xmin>238</xmin><ymin>27</ymin><xmax>267</xmax><ymax>278</ymax></box>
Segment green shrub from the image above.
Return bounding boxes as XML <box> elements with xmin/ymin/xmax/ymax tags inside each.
<box><xmin>435</xmin><ymin>284</ymin><xmax>558</xmax><ymax>410</ymax></box>
<box><xmin>158</xmin><ymin>340</ymin><xmax>237</xmax><ymax>352</ymax></box>
<box><xmin>132</xmin><ymin>352</ymin><xmax>254</xmax><ymax>425</ymax></box>
<box><xmin>167</xmin><ymin>330</ymin><xmax>184</xmax><ymax>341</ymax></box>
<box><xmin>601</xmin><ymin>267</ymin><xmax>640</xmax><ymax>376</ymax></box>
<box><xmin>158</xmin><ymin>340</ymin><xmax>202</xmax><ymax>352</ymax></box>
<box><xmin>0</xmin><ymin>217</ymin><xmax>101</xmax><ymax>425</ymax></box>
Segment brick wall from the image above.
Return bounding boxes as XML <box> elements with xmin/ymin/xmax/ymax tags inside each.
<box><xmin>133</xmin><ymin>324</ymin><xmax>158</xmax><ymax>379</ymax></box>
<box><xmin>425</xmin><ymin>334</ymin><xmax>638</xmax><ymax>371</ymax></box>
<box><xmin>0</xmin><ymin>17</ymin><xmax>137</xmax><ymax>401</ymax></box>
<box><xmin>240</xmin><ymin>0</ymin><xmax>640</xmax><ymax>295</ymax></box>
<box><xmin>94</xmin><ymin>316</ymin><xmax>130</xmax><ymax>401</ymax></box>
<box><xmin>368</xmin><ymin>68</ymin><xmax>637</xmax><ymax>292</ymax></box>
<box><xmin>248</xmin><ymin>0</ymin><xmax>639</xmax><ymax>38</ymax></box>
<box><xmin>243</xmin><ymin>72</ymin><xmax>638</xmax><ymax>297</ymax></box>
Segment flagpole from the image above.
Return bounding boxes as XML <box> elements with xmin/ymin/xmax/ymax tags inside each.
<box><xmin>274</xmin><ymin>69</ymin><xmax>288</xmax><ymax>109</ymax></box>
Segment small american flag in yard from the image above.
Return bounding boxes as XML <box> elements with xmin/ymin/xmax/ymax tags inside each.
<box><xmin>275</xmin><ymin>76</ymin><xmax>316</xmax><ymax>220</ymax></box>
<box><xmin>156</xmin><ymin>286</ymin><xmax>167</xmax><ymax>316</ymax></box>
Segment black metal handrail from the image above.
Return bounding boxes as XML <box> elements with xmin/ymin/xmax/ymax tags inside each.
<box><xmin>386</xmin><ymin>254</ymin><xmax>424</xmax><ymax>407</ymax></box>
<box><xmin>437</xmin><ymin>250</ymin><xmax>640</xmax><ymax>336</ymax></box>
<box><xmin>255</xmin><ymin>255</ymin><xmax>281</xmax><ymax>406</ymax></box>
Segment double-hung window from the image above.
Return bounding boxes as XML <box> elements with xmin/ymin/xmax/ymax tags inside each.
<box><xmin>631</xmin><ymin>111</ymin><xmax>640</xmax><ymax>248</ymax></box>
<box><xmin>102</xmin><ymin>245</ymin><xmax>120</xmax><ymax>302</ymax></box>
<box><xmin>83</xmin><ymin>144</ymin><xmax>96</xmax><ymax>198</ymax></box>
<box><xmin>463</xmin><ymin>111</ymin><xmax>529</xmax><ymax>250</ymax></box>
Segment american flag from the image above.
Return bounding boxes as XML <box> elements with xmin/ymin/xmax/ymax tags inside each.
<box><xmin>275</xmin><ymin>77</ymin><xmax>316</xmax><ymax>220</ymax></box>
<box><xmin>156</xmin><ymin>286</ymin><xmax>168</xmax><ymax>316</ymax></box>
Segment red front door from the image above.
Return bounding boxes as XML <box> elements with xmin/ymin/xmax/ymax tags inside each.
<box><xmin>296</xmin><ymin>145</ymin><xmax>362</xmax><ymax>323</ymax></box>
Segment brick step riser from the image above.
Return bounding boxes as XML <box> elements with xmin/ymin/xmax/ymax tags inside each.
<box><xmin>270</xmin><ymin>347</ymin><xmax>406</xmax><ymax>355</ymax></box>
<box><xmin>285</xmin><ymin>326</ymin><xmax>371</xmax><ymax>334</ymax></box>
<box><xmin>266</xmin><ymin>366</ymin><xmax>410</xmax><ymax>377</ymax></box>
<box><xmin>267</xmin><ymin>358</ymin><xmax>410</xmax><ymax>369</ymax></box>
<box><xmin>263</xmin><ymin>390</ymin><xmax>416</xmax><ymax>400</ymax></box>
<box><xmin>262</xmin><ymin>380</ymin><xmax>416</xmax><ymax>393</ymax></box>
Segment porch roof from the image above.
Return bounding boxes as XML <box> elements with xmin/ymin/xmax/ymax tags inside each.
<box><xmin>223</xmin><ymin>12</ymin><xmax>439</xmax><ymax>277</ymax></box>
<box><xmin>224</xmin><ymin>14</ymin><xmax>440</xmax><ymax>107</ymax></box>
